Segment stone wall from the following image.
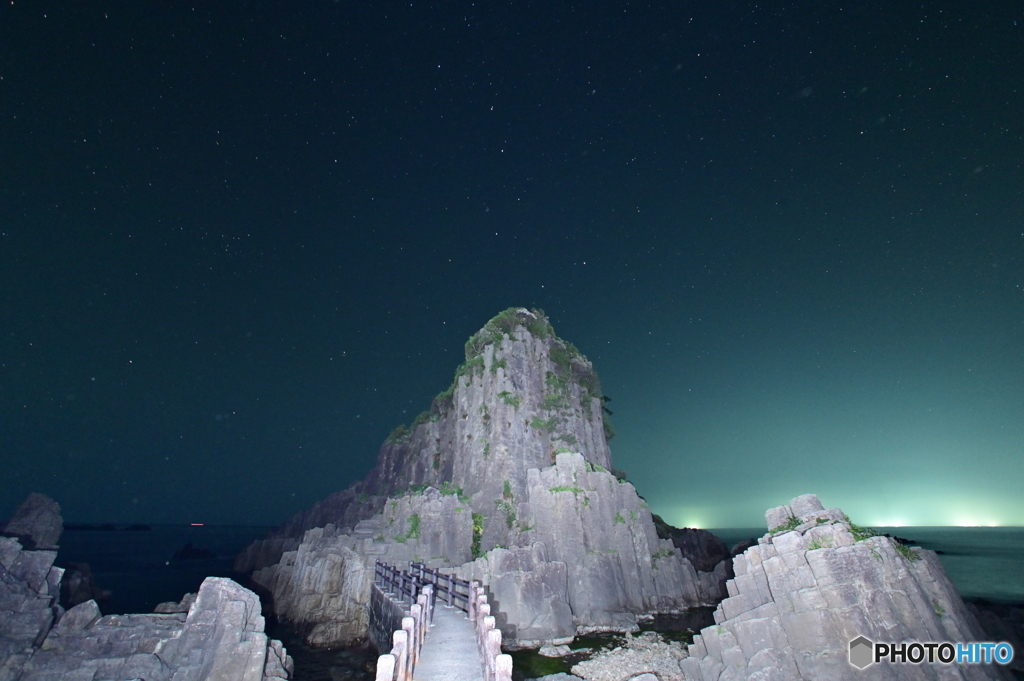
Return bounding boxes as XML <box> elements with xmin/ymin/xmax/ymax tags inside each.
<box><xmin>368</xmin><ymin>583</ymin><xmax>410</xmax><ymax>655</ymax></box>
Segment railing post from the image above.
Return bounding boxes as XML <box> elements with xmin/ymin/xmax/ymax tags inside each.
<box><xmin>468</xmin><ymin>582</ymin><xmax>479</xmax><ymax>621</ymax></box>
<box><xmin>401</xmin><ymin>615</ymin><xmax>416</xmax><ymax>670</ymax></box>
<box><xmin>419</xmin><ymin>585</ymin><xmax>433</xmax><ymax>627</ymax></box>
<box><xmin>392</xmin><ymin>629</ymin><xmax>408</xmax><ymax>681</ymax></box>
<box><xmin>375</xmin><ymin>653</ymin><xmax>396</xmax><ymax>681</ymax></box>
<box><xmin>495</xmin><ymin>653</ymin><xmax>513</xmax><ymax>681</ymax></box>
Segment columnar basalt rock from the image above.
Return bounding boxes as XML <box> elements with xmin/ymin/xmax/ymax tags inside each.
<box><xmin>455</xmin><ymin>453</ymin><xmax>726</xmax><ymax>647</ymax></box>
<box><xmin>679</xmin><ymin>494</ymin><xmax>1009</xmax><ymax>681</ymax></box>
<box><xmin>240</xmin><ymin>309</ymin><xmax>614</xmax><ymax>572</ymax></box>
<box><xmin>251</xmin><ymin>486</ymin><xmax>474</xmax><ymax>645</ymax></box>
<box><xmin>241</xmin><ymin>309</ymin><xmax>727</xmax><ymax>648</ymax></box>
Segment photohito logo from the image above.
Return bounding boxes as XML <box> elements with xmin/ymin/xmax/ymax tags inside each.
<box><xmin>849</xmin><ymin>636</ymin><xmax>1014</xmax><ymax>669</ymax></box>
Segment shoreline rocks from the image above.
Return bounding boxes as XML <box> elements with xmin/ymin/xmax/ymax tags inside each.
<box><xmin>570</xmin><ymin>631</ymin><xmax>689</xmax><ymax>681</ymax></box>
<box><xmin>1</xmin><ymin>493</ymin><xmax>292</xmax><ymax>680</ymax></box>
<box><xmin>679</xmin><ymin>494</ymin><xmax>1010</xmax><ymax>681</ymax></box>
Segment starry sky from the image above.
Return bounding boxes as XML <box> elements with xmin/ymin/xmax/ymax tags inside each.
<box><xmin>2</xmin><ymin>1</ymin><xmax>1022</xmax><ymax>529</ymax></box>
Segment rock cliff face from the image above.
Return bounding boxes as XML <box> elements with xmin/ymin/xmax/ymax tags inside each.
<box><xmin>679</xmin><ymin>494</ymin><xmax>1009</xmax><ymax>681</ymax></box>
<box><xmin>241</xmin><ymin>308</ymin><xmax>727</xmax><ymax>648</ymax></box>
<box><xmin>239</xmin><ymin>309</ymin><xmax>611</xmax><ymax>572</ymax></box>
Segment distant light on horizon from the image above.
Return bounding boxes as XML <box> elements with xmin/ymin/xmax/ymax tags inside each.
<box><xmin>658</xmin><ymin>490</ymin><xmax>1023</xmax><ymax>531</ymax></box>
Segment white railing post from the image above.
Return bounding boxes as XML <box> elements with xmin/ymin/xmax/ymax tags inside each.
<box><xmin>401</xmin><ymin>615</ymin><xmax>416</xmax><ymax>671</ymax></box>
<box><xmin>469</xmin><ymin>581</ymin><xmax>479</xmax><ymax>620</ymax></box>
<box><xmin>375</xmin><ymin>654</ymin><xmax>396</xmax><ymax>681</ymax></box>
<box><xmin>392</xmin><ymin>629</ymin><xmax>408</xmax><ymax>681</ymax></box>
<box><xmin>495</xmin><ymin>653</ymin><xmax>513</xmax><ymax>681</ymax></box>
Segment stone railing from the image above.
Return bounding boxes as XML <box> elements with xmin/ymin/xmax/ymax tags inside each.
<box><xmin>468</xmin><ymin>581</ymin><xmax>513</xmax><ymax>681</ymax></box>
<box><xmin>374</xmin><ymin>581</ymin><xmax>433</xmax><ymax>681</ymax></box>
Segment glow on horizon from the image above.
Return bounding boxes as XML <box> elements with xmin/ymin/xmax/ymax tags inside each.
<box><xmin>661</xmin><ymin>492</ymin><xmax>1023</xmax><ymax>530</ymax></box>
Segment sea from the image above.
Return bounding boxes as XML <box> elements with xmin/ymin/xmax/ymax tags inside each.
<box><xmin>52</xmin><ymin>524</ymin><xmax>1024</xmax><ymax>680</ymax></box>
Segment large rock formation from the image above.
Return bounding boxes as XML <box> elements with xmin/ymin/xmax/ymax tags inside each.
<box><xmin>679</xmin><ymin>494</ymin><xmax>1010</xmax><ymax>681</ymax></box>
<box><xmin>240</xmin><ymin>309</ymin><xmax>729</xmax><ymax>648</ymax></box>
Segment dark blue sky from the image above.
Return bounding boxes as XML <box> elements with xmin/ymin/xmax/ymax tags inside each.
<box><xmin>2</xmin><ymin>1</ymin><xmax>1022</xmax><ymax>527</ymax></box>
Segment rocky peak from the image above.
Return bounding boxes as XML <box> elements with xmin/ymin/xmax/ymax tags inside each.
<box><xmin>243</xmin><ymin>308</ymin><xmax>613</xmax><ymax>558</ymax></box>
<box><xmin>370</xmin><ymin>307</ymin><xmax>611</xmax><ymax>550</ymax></box>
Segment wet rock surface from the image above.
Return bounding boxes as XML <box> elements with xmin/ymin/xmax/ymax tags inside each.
<box><xmin>570</xmin><ymin>631</ymin><xmax>688</xmax><ymax>681</ymax></box>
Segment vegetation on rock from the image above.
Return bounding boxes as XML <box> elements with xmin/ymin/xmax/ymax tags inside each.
<box><xmin>384</xmin><ymin>306</ymin><xmax>607</xmax><ymax>446</ymax></box>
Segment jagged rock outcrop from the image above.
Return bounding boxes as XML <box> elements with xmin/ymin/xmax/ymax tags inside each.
<box><xmin>652</xmin><ymin>517</ymin><xmax>731</xmax><ymax>574</ymax></box>
<box><xmin>679</xmin><ymin>494</ymin><xmax>1010</xmax><ymax>681</ymax></box>
<box><xmin>0</xmin><ymin>536</ymin><xmax>62</xmax><ymax>678</ymax></box>
<box><xmin>242</xmin><ymin>309</ymin><xmax>727</xmax><ymax>648</ymax></box>
<box><xmin>1</xmin><ymin>497</ymin><xmax>292</xmax><ymax>681</ymax></box>
<box><xmin>2</xmin><ymin>494</ymin><xmax>63</xmax><ymax>551</ymax></box>
<box><xmin>17</xmin><ymin>576</ymin><xmax>293</xmax><ymax>681</ymax></box>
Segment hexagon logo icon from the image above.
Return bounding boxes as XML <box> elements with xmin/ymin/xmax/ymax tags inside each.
<box><xmin>849</xmin><ymin>636</ymin><xmax>874</xmax><ymax>669</ymax></box>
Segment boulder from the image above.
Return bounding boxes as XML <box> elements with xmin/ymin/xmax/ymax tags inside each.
<box><xmin>2</xmin><ymin>494</ymin><xmax>63</xmax><ymax>550</ymax></box>
<box><xmin>570</xmin><ymin>631</ymin><xmax>688</xmax><ymax>681</ymax></box>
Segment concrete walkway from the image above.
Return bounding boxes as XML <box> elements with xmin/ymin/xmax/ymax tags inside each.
<box><xmin>414</xmin><ymin>606</ymin><xmax>484</xmax><ymax>681</ymax></box>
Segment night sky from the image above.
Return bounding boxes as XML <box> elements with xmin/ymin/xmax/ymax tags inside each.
<box><xmin>2</xmin><ymin>2</ymin><xmax>1022</xmax><ymax>529</ymax></box>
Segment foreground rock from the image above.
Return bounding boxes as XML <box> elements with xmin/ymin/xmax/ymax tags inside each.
<box><xmin>0</xmin><ymin>536</ymin><xmax>62</xmax><ymax>677</ymax></box>
<box><xmin>1</xmin><ymin>503</ymin><xmax>291</xmax><ymax>681</ymax></box>
<box><xmin>244</xmin><ymin>309</ymin><xmax>729</xmax><ymax>648</ymax></box>
<box><xmin>680</xmin><ymin>494</ymin><xmax>1010</xmax><ymax>681</ymax></box>
<box><xmin>570</xmin><ymin>631</ymin><xmax>688</xmax><ymax>681</ymax></box>
<box><xmin>16</xmin><ymin>577</ymin><xmax>292</xmax><ymax>681</ymax></box>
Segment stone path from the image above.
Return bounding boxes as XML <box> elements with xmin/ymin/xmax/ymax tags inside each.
<box><xmin>414</xmin><ymin>605</ymin><xmax>484</xmax><ymax>681</ymax></box>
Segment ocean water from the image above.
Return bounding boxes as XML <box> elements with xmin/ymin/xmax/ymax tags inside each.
<box><xmin>55</xmin><ymin>524</ymin><xmax>272</xmax><ymax>615</ymax></box>
<box><xmin>709</xmin><ymin>526</ymin><xmax>1024</xmax><ymax>604</ymax></box>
